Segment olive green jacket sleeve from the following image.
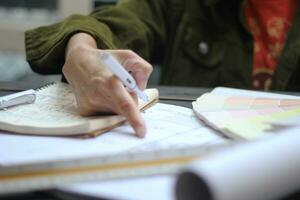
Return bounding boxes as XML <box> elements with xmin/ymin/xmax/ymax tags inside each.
<box><xmin>25</xmin><ymin>0</ymin><xmax>167</xmax><ymax>74</ymax></box>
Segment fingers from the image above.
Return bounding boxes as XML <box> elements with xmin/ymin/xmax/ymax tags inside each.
<box><xmin>107</xmin><ymin>50</ymin><xmax>153</xmax><ymax>90</ymax></box>
<box><xmin>123</xmin><ymin>58</ymin><xmax>152</xmax><ymax>90</ymax></box>
<box><xmin>74</xmin><ymin>76</ymin><xmax>146</xmax><ymax>137</ymax></box>
<box><xmin>108</xmin><ymin>77</ymin><xmax>146</xmax><ymax>137</ymax></box>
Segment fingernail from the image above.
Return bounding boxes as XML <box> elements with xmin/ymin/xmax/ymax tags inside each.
<box><xmin>136</xmin><ymin>124</ymin><xmax>146</xmax><ymax>138</ymax></box>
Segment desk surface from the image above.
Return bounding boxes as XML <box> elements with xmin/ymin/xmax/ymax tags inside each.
<box><xmin>1</xmin><ymin>79</ymin><xmax>300</xmax><ymax>200</ymax></box>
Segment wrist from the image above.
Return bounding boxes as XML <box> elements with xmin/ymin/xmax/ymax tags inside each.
<box><xmin>66</xmin><ymin>32</ymin><xmax>98</xmax><ymax>58</ymax></box>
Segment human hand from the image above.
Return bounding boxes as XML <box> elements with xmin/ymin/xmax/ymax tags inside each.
<box><xmin>63</xmin><ymin>33</ymin><xmax>153</xmax><ymax>137</ymax></box>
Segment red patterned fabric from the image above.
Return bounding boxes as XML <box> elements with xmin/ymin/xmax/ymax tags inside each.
<box><xmin>244</xmin><ymin>0</ymin><xmax>298</xmax><ymax>90</ymax></box>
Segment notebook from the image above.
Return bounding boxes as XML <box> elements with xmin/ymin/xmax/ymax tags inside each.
<box><xmin>192</xmin><ymin>87</ymin><xmax>300</xmax><ymax>140</ymax></box>
<box><xmin>0</xmin><ymin>82</ymin><xmax>158</xmax><ymax>137</ymax></box>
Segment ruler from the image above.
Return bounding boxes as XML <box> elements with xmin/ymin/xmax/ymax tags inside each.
<box><xmin>0</xmin><ymin>143</ymin><xmax>232</xmax><ymax>194</ymax></box>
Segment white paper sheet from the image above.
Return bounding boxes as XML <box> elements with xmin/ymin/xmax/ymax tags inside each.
<box><xmin>0</xmin><ymin>103</ymin><xmax>224</xmax><ymax>166</ymax></box>
<box><xmin>177</xmin><ymin>130</ymin><xmax>300</xmax><ymax>200</ymax></box>
<box><xmin>60</xmin><ymin>175</ymin><xmax>176</xmax><ymax>200</ymax></box>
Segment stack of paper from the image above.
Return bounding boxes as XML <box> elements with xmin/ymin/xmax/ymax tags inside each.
<box><xmin>0</xmin><ymin>102</ymin><xmax>227</xmax><ymax>194</ymax></box>
<box><xmin>193</xmin><ymin>87</ymin><xmax>300</xmax><ymax>140</ymax></box>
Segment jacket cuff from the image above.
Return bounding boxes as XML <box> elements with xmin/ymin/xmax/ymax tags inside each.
<box><xmin>25</xmin><ymin>14</ymin><xmax>117</xmax><ymax>74</ymax></box>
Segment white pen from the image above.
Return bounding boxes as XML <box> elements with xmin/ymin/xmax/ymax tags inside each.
<box><xmin>0</xmin><ymin>89</ymin><xmax>36</xmax><ymax>109</ymax></box>
<box><xmin>100</xmin><ymin>52</ymin><xmax>149</xmax><ymax>101</ymax></box>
